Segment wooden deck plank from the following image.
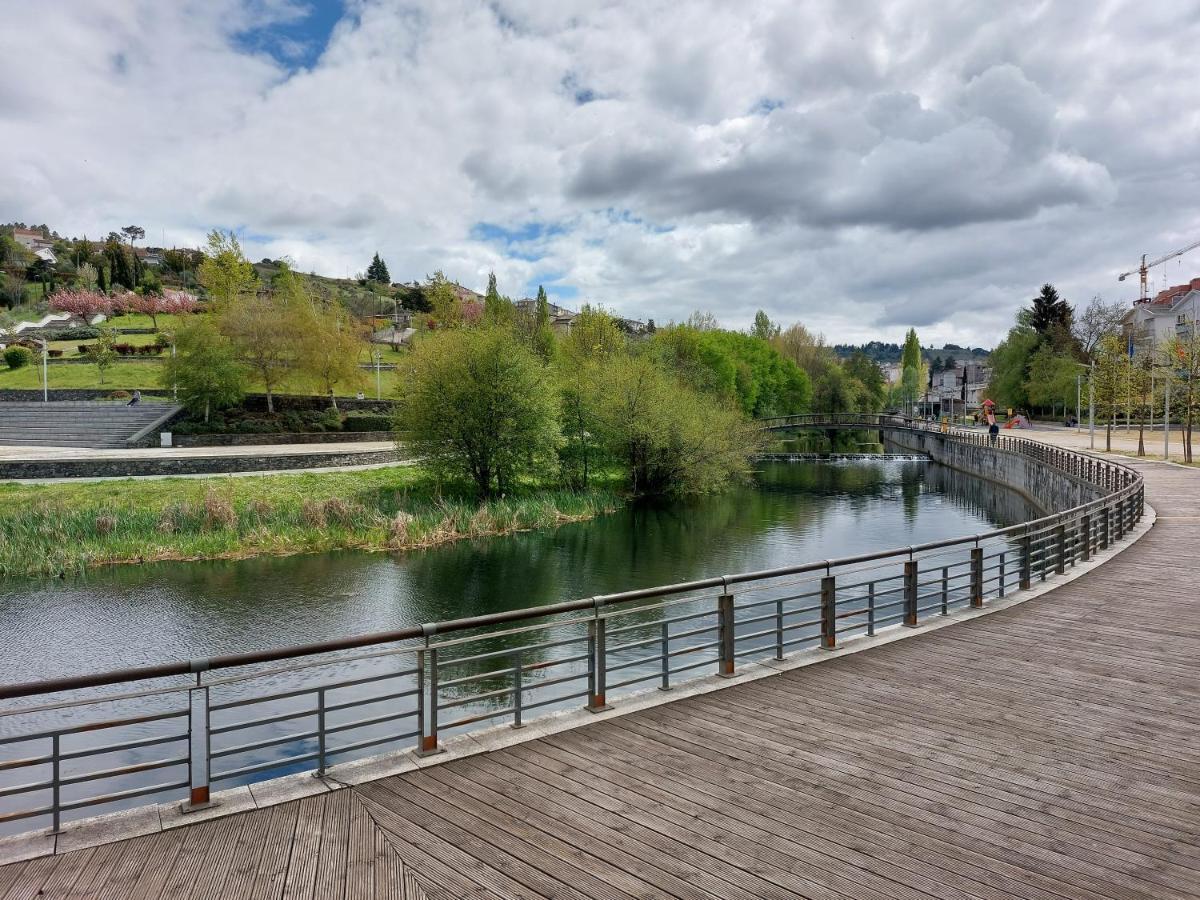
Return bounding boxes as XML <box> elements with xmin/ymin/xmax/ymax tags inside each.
<box><xmin>248</xmin><ymin>799</ymin><xmax>301</xmax><ymax>900</ymax></box>
<box><xmin>280</xmin><ymin>793</ymin><xmax>325</xmax><ymax>900</ymax></box>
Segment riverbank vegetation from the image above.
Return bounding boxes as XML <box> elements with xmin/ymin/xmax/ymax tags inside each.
<box><xmin>0</xmin><ymin>467</ymin><xmax>623</xmax><ymax>577</ymax></box>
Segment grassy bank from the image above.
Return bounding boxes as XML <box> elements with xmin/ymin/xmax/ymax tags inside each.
<box><xmin>0</xmin><ymin>467</ymin><xmax>624</xmax><ymax>577</ymax></box>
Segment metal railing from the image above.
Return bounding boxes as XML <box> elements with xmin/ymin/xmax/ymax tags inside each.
<box><xmin>0</xmin><ymin>418</ymin><xmax>1145</xmax><ymax>835</ymax></box>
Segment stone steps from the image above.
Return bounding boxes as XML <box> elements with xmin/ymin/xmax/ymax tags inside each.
<box><xmin>0</xmin><ymin>402</ymin><xmax>180</xmax><ymax>448</ymax></box>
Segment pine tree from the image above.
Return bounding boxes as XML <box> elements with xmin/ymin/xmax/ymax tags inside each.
<box><xmin>483</xmin><ymin>271</ymin><xmax>513</xmax><ymax>327</ymax></box>
<box><xmin>366</xmin><ymin>252</ymin><xmax>389</xmax><ymax>284</ymax></box>
<box><xmin>1029</xmin><ymin>284</ymin><xmax>1074</xmax><ymax>347</ymax></box>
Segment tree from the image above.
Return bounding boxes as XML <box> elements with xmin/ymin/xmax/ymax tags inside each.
<box><xmin>1092</xmin><ymin>333</ymin><xmax>1129</xmax><ymax>452</ymax></box>
<box><xmin>121</xmin><ymin>291</ymin><xmax>198</xmax><ymax>330</ymax></box>
<box><xmin>121</xmin><ymin>225</ymin><xmax>145</xmax><ymax>247</ymax></box>
<box><xmin>987</xmin><ymin>325</ymin><xmax>1039</xmax><ymax>412</ymax></box>
<box><xmin>103</xmin><ymin>236</ymin><xmax>138</xmax><ymax>290</ymax></box>
<box><xmin>1024</xmin><ymin>345</ymin><xmax>1079</xmax><ymax>419</ymax></box>
<box><xmin>751</xmin><ymin>310</ymin><xmax>779</xmax><ymax>341</ymax></box>
<box><xmin>297</xmin><ymin>300</ymin><xmax>368</xmax><ymax>408</ymax></box>
<box><xmin>561</xmin><ymin>305</ymin><xmax>625</xmax><ymax>364</ymax></box>
<box><xmin>198</xmin><ymin>230</ymin><xmax>257</xmax><ymax>305</ymax></box>
<box><xmin>86</xmin><ymin>326</ymin><xmax>118</xmax><ymax>384</ymax></box>
<box><xmin>398</xmin><ymin>327</ymin><xmax>560</xmax><ymax>498</ymax></box>
<box><xmin>1029</xmin><ymin>283</ymin><xmax>1077</xmax><ymax>351</ymax></box>
<box><xmin>365</xmin><ymin>252</ymin><xmax>390</xmax><ymax>285</ymax></box>
<box><xmin>899</xmin><ymin>328</ymin><xmax>926</xmax><ymax>415</ymax></box>
<box><xmin>686</xmin><ymin>310</ymin><xmax>720</xmax><ymax>332</ymax></box>
<box><xmin>49</xmin><ymin>289</ymin><xmax>113</xmax><ymax>320</ymax></box>
<box><xmin>424</xmin><ymin>271</ymin><xmax>462</xmax><ymax>329</ymax></box>
<box><xmin>1072</xmin><ymin>296</ymin><xmax>1127</xmax><ymax>361</ymax></box>
<box><xmin>482</xmin><ymin>272</ymin><xmax>515</xmax><ymax>328</ymax></box>
<box><xmin>161</xmin><ymin>317</ymin><xmax>245</xmax><ymax>423</ymax></box>
<box><xmin>843</xmin><ymin>352</ymin><xmax>887</xmax><ymax>411</ymax></box>
<box><xmin>594</xmin><ymin>354</ymin><xmax>759</xmax><ymax>495</ymax></box>
<box><xmin>217</xmin><ymin>264</ymin><xmax>305</xmax><ymax>413</ymax></box>
<box><xmin>1163</xmin><ymin>327</ymin><xmax>1200</xmax><ymax>463</ymax></box>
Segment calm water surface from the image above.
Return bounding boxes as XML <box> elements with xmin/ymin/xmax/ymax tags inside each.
<box><xmin>0</xmin><ymin>460</ymin><xmax>1039</xmax><ymax>682</ymax></box>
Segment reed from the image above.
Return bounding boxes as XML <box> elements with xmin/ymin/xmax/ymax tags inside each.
<box><xmin>0</xmin><ymin>468</ymin><xmax>623</xmax><ymax>576</ymax></box>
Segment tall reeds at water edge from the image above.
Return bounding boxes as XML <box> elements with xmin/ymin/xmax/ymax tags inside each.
<box><xmin>0</xmin><ymin>472</ymin><xmax>622</xmax><ymax>576</ymax></box>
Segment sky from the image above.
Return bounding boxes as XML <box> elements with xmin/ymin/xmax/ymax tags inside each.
<box><xmin>2</xmin><ymin>0</ymin><xmax>1199</xmax><ymax>348</ymax></box>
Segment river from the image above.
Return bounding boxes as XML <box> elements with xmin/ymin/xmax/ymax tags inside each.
<box><xmin>0</xmin><ymin>459</ymin><xmax>1041</xmax><ymax>831</ymax></box>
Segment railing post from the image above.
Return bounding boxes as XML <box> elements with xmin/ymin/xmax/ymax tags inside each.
<box><xmin>315</xmin><ymin>687</ymin><xmax>327</xmax><ymax>776</ymax></box>
<box><xmin>718</xmin><ymin>592</ymin><xmax>736</xmax><ymax>676</ymax></box>
<box><xmin>50</xmin><ymin>733</ymin><xmax>60</xmax><ymax>834</ymax></box>
<box><xmin>185</xmin><ymin>681</ymin><xmax>211</xmax><ymax>810</ymax></box>
<box><xmin>970</xmin><ymin>547</ymin><xmax>984</xmax><ymax>607</ymax></box>
<box><xmin>1019</xmin><ymin>533</ymin><xmax>1032</xmax><ymax>590</ymax></box>
<box><xmin>867</xmin><ymin>582</ymin><xmax>876</xmax><ymax>636</ymax></box>
<box><xmin>1055</xmin><ymin>524</ymin><xmax>1066</xmax><ymax>575</ymax></box>
<box><xmin>1081</xmin><ymin>514</ymin><xmax>1092</xmax><ymax>561</ymax></box>
<box><xmin>903</xmin><ymin>560</ymin><xmax>918</xmax><ymax>627</ymax></box>
<box><xmin>940</xmin><ymin>566</ymin><xmax>949</xmax><ymax>615</ymax></box>
<box><xmin>415</xmin><ymin>648</ymin><xmax>426</xmax><ymax>752</ymax></box>
<box><xmin>660</xmin><ymin>622</ymin><xmax>671</xmax><ymax>689</ymax></box>
<box><xmin>774</xmin><ymin>598</ymin><xmax>784</xmax><ymax>660</ymax></box>
<box><xmin>512</xmin><ymin>652</ymin><xmax>524</xmax><ymax>729</ymax></box>
<box><xmin>998</xmin><ymin>551</ymin><xmax>1006</xmax><ymax>598</ymax></box>
<box><xmin>418</xmin><ymin>643</ymin><xmax>442</xmax><ymax>755</ymax></box>
<box><xmin>587</xmin><ymin>616</ymin><xmax>611</xmax><ymax>711</ymax></box>
<box><xmin>820</xmin><ymin>575</ymin><xmax>837</xmax><ymax>649</ymax></box>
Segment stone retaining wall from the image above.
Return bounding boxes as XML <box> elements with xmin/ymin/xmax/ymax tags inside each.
<box><xmin>882</xmin><ymin>428</ymin><xmax>1104</xmax><ymax>513</ymax></box>
<box><xmin>168</xmin><ymin>431</ymin><xmax>393</xmax><ymax>448</ymax></box>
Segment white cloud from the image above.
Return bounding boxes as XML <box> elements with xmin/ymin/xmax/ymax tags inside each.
<box><xmin>2</xmin><ymin>0</ymin><xmax>1199</xmax><ymax>347</ymax></box>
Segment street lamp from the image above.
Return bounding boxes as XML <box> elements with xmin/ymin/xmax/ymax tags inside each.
<box><xmin>36</xmin><ymin>338</ymin><xmax>48</xmax><ymax>402</ymax></box>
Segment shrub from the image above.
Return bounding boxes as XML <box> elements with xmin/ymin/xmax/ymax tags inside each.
<box><xmin>4</xmin><ymin>346</ymin><xmax>33</xmax><ymax>369</ymax></box>
<box><xmin>46</xmin><ymin>326</ymin><xmax>98</xmax><ymax>340</ymax></box>
<box><xmin>78</xmin><ymin>345</ymin><xmax>90</xmax><ymax>355</ymax></box>
<box><xmin>343</xmin><ymin>414</ymin><xmax>392</xmax><ymax>432</ymax></box>
<box><xmin>203</xmin><ymin>490</ymin><xmax>237</xmax><ymax>530</ymax></box>
<box><xmin>48</xmin><ymin>349</ymin><xmax>63</xmax><ymax>358</ymax></box>
<box><xmin>109</xmin><ymin>390</ymin><xmax>131</xmax><ymax>400</ymax></box>
<box><xmin>317</xmin><ymin>409</ymin><xmax>342</xmax><ymax>432</ymax></box>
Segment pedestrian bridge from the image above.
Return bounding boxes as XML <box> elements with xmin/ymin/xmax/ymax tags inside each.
<box><xmin>0</xmin><ymin>420</ymin><xmax>1195</xmax><ymax>898</ymax></box>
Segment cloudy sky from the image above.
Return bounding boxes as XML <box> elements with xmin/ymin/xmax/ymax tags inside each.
<box><xmin>3</xmin><ymin>1</ymin><xmax>1199</xmax><ymax>347</ymax></box>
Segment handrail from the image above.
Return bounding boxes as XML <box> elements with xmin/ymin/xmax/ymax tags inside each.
<box><xmin>0</xmin><ymin>415</ymin><xmax>1140</xmax><ymax>701</ymax></box>
<box><xmin>0</xmin><ymin>417</ymin><xmax>1146</xmax><ymax>833</ymax></box>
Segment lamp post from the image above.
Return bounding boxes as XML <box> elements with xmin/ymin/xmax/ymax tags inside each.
<box><xmin>38</xmin><ymin>339</ymin><xmax>48</xmax><ymax>403</ymax></box>
<box><xmin>373</xmin><ymin>347</ymin><xmax>382</xmax><ymax>400</ymax></box>
<box><xmin>1075</xmin><ymin>373</ymin><xmax>1081</xmax><ymax>431</ymax></box>
<box><xmin>1088</xmin><ymin>360</ymin><xmax>1095</xmax><ymax>450</ymax></box>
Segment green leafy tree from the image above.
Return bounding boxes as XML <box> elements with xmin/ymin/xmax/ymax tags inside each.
<box><xmin>751</xmin><ymin>310</ymin><xmax>779</xmax><ymax>341</ymax></box>
<box><xmin>482</xmin><ymin>272</ymin><xmax>515</xmax><ymax>328</ymax></box>
<box><xmin>217</xmin><ymin>263</ymin><xmax>304</xmax><ymax>412</ymax></box>
<box><xmin>161</xmin><ymin>318</ymin><xmax>245</xmax><ymax>423</ymax></box>
<box><xmin>1092</xmin><ymin>333</ymin><xmax>1130</xmax><ymax>452</ymax></box>
<box><xmin>86</xmin><ymin>325</ymin><xmax>118</xmax><ymax>384</ymax></box>
<box><xmin>899</xmin><ymin>328</ymin><xmax>927</xmax><ymax>415</ymax></box>
<box><xmin>424</xmin><ymin>271</ymin><xmax>462</xmax><ymax>328</ymax></box>
<box><xmin>594</xmin><ymin>354</ymin><xmax>760</xmax><ymax>495</ymax></box>
<box><xmin>1163</xmin><ymin>327</ymin><xmax>1200</xmax><ymax>463</ymax></box>
<box><xmin>297</xmin><ymin>300</ymin><xmax>368</xmax><ymax>409</ymax></box>
<box><xmin>561</xmin><ymin>305</ymin><xmax>625</xmax><ymax>364</ymax></box>
<box><xmin>398</xmin><ymin>327</ymin><xmax>560</xmax><ymax>497</ymax></box>
<box><xmin>986</xmin><ymin>326</ymin><xmax>1039</xmax><ymax>412</ymax></box>
<box><xmin>198</xmin><ymin>230</ymin><xmax>257</xmax><ymax>305</ymax></box>
<box><xmin>843</xmin><ymin>352</ymin><xmax>887</xmax><ymax>411</ymax></box>
<box><xmin>1024</xmin><ymin>345</ymin><xmax>1080</xmax><ymax>419</ymax></box>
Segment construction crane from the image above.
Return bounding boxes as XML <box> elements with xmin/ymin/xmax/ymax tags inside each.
<box><xmin>1119</xmin><ymin>236</ymin><xmax>1200</xmax><ymax>301</ymax></box>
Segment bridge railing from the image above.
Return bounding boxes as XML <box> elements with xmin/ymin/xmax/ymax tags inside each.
<box><xmin>0</xmin><ymin>420</ymin><xmax>1145</xmax><ymax>835</ymax></box>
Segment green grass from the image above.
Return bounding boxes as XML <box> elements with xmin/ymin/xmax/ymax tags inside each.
<box><xmin>0</xmin><ymin>467</ymin><xmax>625</xmax><ymax>576</ymax></box>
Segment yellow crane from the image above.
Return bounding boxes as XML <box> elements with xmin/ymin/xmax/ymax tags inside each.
<box><xmin>1119</xmin><ymin>237</ymin><xmax>1200</xmax><ymax>301</ymax></box>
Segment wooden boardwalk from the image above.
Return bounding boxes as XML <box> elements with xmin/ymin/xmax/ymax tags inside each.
<box><xmin>1</xmin><ymin>458</ymin><xmax>1198</xmax><ymax>898</ymax></box>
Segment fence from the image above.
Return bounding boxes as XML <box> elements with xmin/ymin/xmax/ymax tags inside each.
<box><xmin>0</xmin><ymin>418</ymin><xmax>1145</xmax><ymax>835</ymax></box>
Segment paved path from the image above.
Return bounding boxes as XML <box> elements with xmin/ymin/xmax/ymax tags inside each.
<box><xmin>0</xmin><ymin>459</ymin><xmax>1196</xmax><ymax>898</ymax></box>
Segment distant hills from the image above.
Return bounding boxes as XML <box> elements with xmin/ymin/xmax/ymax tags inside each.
<box><xmin>832</xmin><ymin>341</ymin><xmax>991</xmax><ymax>363</ymax></box>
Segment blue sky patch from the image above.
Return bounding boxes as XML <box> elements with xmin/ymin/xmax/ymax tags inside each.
<box><xmin>235</xmin><ymin>0</ymin><xmax>346</xmax><ymax>72</ymax></box>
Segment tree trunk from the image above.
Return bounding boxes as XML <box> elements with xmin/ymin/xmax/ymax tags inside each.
<box><xmin>329</xmin><ymin>389</ymin><xmax>338</xmax><ymax>411</ymax></box>
<box><xmin>1106</xmin><ymin>421</ymin><xmax>1111</xmax><ymax>452</ymax></box>
<box><xmin>204</xmin><ymin>398</ymin><xmax>210</xmax><ymax>424</ymax></box>
<box><xmin>266</xmin><ymin>387</ymin><xmax>274</xmax><ymax>414</ymax></box>
<box><xmin>1137</xmin><ymin>419</ymin><xmax>1145</xmax><ymax>457</ymax></box>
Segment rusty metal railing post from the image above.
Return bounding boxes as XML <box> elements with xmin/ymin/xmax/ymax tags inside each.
<box><xmin>417</xmin><ymin>637</ymin><xmax>442</xmax><ymax>755</ymax></box>
<box><xmin>185</xmin><ymin>678</ymin><xmax>211</xmax><ymax>810</ymax></box>
<box><xmin>903</xmin><ymin>560</ymin><xmax>918</xmax><ymax>627</ymax></box>
<box><xmin>717</xmin><ymin>592</ymin><xmax>736</xmax><ymax>676</ymax></box>
<box><xmin>820</xmin><ymin>574</ymin><xmax>837</xmax><ymax>649</ymax></box>
<box><xmin>970</xmin><ymin>547</ymin><xmax>984</xmax><ymax>607</ymax></box>
<box><xmin>587</xmin><ymin>613</ymin><xmax>611</xmax><ymax>711</ymax></box>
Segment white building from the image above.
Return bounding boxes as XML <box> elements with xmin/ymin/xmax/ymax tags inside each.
<box><xmin>1121</xmin><ymin>278</ymin><xmax>1200</xmax><ymax>346</ymax></box>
